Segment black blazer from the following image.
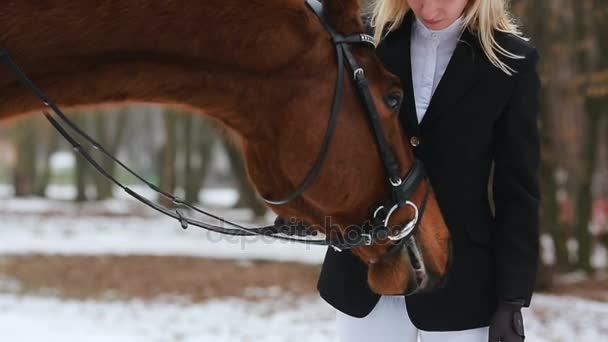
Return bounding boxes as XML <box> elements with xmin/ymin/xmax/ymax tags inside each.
<box><xmin>317</xmin><ymin>11</ymin><xmax>541</xmax><ymax>331</ymax></box>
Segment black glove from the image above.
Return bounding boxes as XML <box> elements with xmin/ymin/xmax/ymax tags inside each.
<box><xmin>488</xmin><ymin>300</ymin><xmax>526</xmax><ymax>342</ymax></box>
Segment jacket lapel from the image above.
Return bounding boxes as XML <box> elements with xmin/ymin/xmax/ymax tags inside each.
<box><xmin>419</xmin><ymin>28</ymin><xmax>480</xmax><ymax>131</ymax></box>
<box><xmin>375</xmin><ymin>11</ymin><xmax>480</xmax><ymax>134</ymax></box>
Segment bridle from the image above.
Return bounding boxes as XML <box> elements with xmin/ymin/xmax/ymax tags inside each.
<box><xmin>0</xmin><ymin>0</ymin><xmax>429</xmax><ymax>260</ymax></box>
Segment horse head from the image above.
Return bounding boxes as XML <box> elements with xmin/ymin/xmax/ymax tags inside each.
<box><xmin>0</xmin><ymin>0</ymin><xmax>451</xmax><ymax>296</ymax></box>
<box><xmin>243</xmin><ymin>0</ymin><xmax>452</xmax><ymax>295</ymax></box>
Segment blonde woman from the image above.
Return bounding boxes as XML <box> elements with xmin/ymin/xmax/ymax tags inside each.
<box><xmin>317</xmin><ymin>0</ymin><xmax>541</xmax><ymax>341</ymax></box>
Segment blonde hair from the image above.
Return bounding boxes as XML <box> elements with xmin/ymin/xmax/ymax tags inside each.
<box><xmin>368</xmin><ymin>0</ymin><xmax>527</xmax><ymax>75</ymax></box>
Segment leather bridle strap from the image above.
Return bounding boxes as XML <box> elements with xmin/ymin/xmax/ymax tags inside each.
<box><xmin>340</xmin><ymin>32</ymin><xmax>426</xmax><ymax>206</ymax></box>
<box><xmin>306</xmin><ymin>0</ymin><xmax>423</xmax><ymax>206</ymax></box>
<box><xmin>259</xmin><ymin>4</ymin><xmax>346</xmax><ymax>205</ymax></box>
<box><xmin>305</xmin><ymin>0</ymin><xmax>430</xmax><ymax>251</ymax></box>
<box><xmin>342</xmin><ymin>44</ymin><xmax>404</xmax><ymax>191</ymax></box>
<box><xmin>261</xmin><ymin>1</ymin><xmax>379</xmax><ymax>206</ymax></box>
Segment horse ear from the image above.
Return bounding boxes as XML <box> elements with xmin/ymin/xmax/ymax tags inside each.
<box><xmin>321</xmin><ymin>0</ymin><xmax>365</xmax><ymax>35</ymax></box>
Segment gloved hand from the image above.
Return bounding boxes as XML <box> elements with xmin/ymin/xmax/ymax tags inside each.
<box><xmin>488</xmin><ymin>300</ymin><xmax>526</xmax><ymax>342</ymax></box>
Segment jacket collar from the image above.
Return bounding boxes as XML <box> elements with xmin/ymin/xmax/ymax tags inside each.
<box><xmin>375</xmin><ymin>10</ymin><xmax>480</xmax><ymax>135</ymax></box>
<box><xmin>412</xmin><ymin>14</ymin><xmax>465</xmax><ymax>43</ymax></box>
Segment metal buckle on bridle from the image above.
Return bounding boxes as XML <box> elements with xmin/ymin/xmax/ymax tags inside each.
<box><xmin>331</xmin><ymin>245</ymin><xmax>343</xmax><ymax>252</ymax></box>
<box><xmin>359</xmin><ymin>34</ymin><xmax>377</xmax><ymax>48</ymax></box>
<box><xmin>361</xmin><ymin>233</ymin><xmax>373</xmax><ymax>246</ymax></box>
<box><xmin>390</xmin><ymin>177</ymin><xmax>403</xmax><ymax>187</ymax></box>
<box><xmin>387</xmin><ymin>200</ymin><xmax>419</xmax><ymax>241</ymax></box>
<box><xmin>373</xmin><ymin>198</ymin><xmax>420</xmax><ymax>242</ymax></box>
<box><xmin>329</xmin><ymin>222</ymin><xmax>374</xmax><ymax>252</ymax></box>
<box><xmin>353</xmin><ymin>67</ymin><xmax>364</xmax><ymax>81</ymax></box>
<box><xmin>372</xmin><ymin>205</ymin><xmax>385</xmax><ymax>219</ymax></box>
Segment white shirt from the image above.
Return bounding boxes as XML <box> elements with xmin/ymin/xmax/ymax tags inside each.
<box><xmin>410</xmin><ymin>14</ymin><xmax>465</xmax><ymax>124</ymax></box>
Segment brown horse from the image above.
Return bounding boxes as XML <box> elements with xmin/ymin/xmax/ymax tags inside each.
<box><xmin>0</xmin><ymin>0</ymin><xmax>450</xmax><ymax>295</ymax></box>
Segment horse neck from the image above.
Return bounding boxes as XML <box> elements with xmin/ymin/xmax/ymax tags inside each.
<box><xmin>0</xmin><ymin>0</ymin><xmax>328</xmax><ymax>138</ymax></box>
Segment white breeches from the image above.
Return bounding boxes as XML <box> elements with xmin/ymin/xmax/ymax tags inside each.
<box><xmin>335</xmin><ymin>295</ymin><xmax>489</xmax><ymax>342</ymax></box>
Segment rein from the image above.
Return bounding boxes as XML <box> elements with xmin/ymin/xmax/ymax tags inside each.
<box><xmin>0</xmin><ymin>0</ymin><xmax>429</xmax><ymax>258</ymax></box>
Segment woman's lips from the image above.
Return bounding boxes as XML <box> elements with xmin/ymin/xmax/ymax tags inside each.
<box><xmin>422</xmin><ymin>18</ymin><xmax>443</xmax><ymax>27</ymax></box>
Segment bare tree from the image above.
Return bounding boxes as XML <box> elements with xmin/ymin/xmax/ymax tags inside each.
<box><xmin>222</xmin><ymin>137</ymin><xmax>267</xmax><ymax>218</ymax></box>
<box><xmin>182</xmin><ymin>115</ymin><xmax>218</xmax><ymax>204</ymax></box>
<box><xmin>90</xmin><ymin>107</ymin><xmax>129</xmax><ymax>200</ymax></box>
<box><xmin>572</xmin><ymin>0</ymin><xmax>607</xmax><ymax>273</ymax></box>
<box><xmin>159</xmin><ymin>109</ymin><xmax>178</xmax><ymax>207</ymax></box>
<box><xmin>12</xmin><ymin>119</ymin><xmax>37</xmax><ymax>197</ymax></box>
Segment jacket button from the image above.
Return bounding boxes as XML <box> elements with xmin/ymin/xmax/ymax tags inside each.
<box><xmin>410</xmin><ymin>136</ymin><xmax>420</xmax><ymax>147</ymax></box>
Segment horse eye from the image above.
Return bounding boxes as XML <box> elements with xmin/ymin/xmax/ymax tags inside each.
<box><xmin>384</xmin><ymin>93</ymin><xmax>402</xmax><ymax>113</ymax></box>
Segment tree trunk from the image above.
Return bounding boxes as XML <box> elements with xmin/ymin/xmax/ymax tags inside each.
<box><xmin>159</xmin><ymin>109</ymin><xmax>177</xmax><ymax>207</ymax></box>
<box><xmin>223</xmin><ymin>139</ymin><xmax>267</xmax><ymax>218</ymax></box>
<box><xmin>183</xmin><ymin>114</ymin><xmax>195</xmax><ymax>202</ymax></box>
<box><xmin>183</xmin><ymin>115</ymin><xmax>216</xmax><ymax>204</ymax></box>
<box><xmin>538</xmin><ymin>105</ymin><xmax>570</xmax><ymax>274</ymax></box>
<box><xmin>12</xmin><ymin>120</ymin><xmax>37</xmax><ymax>197</ymax></box>
<box><xmin>524</xmin><ymin>0</ymin><xmax>566</xmax><ymax>281</ymax></box>
<box><xmin>574</xmin><ymin>99</ymin><xmax>602</xmax><ymax>272</ymax></box>
<box><xmin>602</xmin><ymin>116</ymin><xmax>608</xmax><ymax>252</ymax></box>
<box><xmin>91</xmin><ymin>108</ymin><xmax>129</xmax><ymax>200</ymax></box>
<box><xmin>34</xmin><ymin>126</ymin><xmax>60</xmax><ymax>197</ymax></box>
<box><xmin>571</xmin><ymin>0</ymin><xmax>607</xmax><ymax>273</ymax></box>
<box><xmin>72</xmin><ymin>114</ymin><xmax>90</xmax><ymax>202</ymax></box>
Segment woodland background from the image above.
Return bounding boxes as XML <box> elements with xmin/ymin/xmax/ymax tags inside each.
<box><xmin>0</xmin><ymin>1</ymin><xmax>606</xmax><ymax>340</ymax></box>
<box><xmin>1</xmin><ymin>0</ymin><xmax>606</xmax><ymax>285</ymax></box>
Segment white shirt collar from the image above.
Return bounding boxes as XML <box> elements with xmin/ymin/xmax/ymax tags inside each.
<box><xmin>413</xmin><ymin>14</ymin><xmax>465</xmax><ymax>43</ymax></box>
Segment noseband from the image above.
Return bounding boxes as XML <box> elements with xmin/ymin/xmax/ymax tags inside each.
<box><xmin>0</xmin><ymin>0</ymin><xmax>429</xmax><ymax>259</ymax></box>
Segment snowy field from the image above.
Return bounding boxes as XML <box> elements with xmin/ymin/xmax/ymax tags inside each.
<box><xmin>0</xmin><ymin>292</ymin><xmax>337</xmax><ymax>342</ymax></box>
<box><xmin>0</xmin><ymin>292</ymin><xmax>607</xmax><ymax>342</ymax></box>
<box><xmin>1</xmin><ymin>184</ymin><xmax>607</xmax><ymax>341</ymax></box>
<box><xmin>0</xmin><ymin>184</ymin><xmax>327</xmax><ymax>264</ymax></box>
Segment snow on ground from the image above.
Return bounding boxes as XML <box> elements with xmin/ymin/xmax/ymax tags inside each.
<box><xmin>0</xmin><ymin>210</ymin><xmax>326</xmax><ymax>265</ymax></box>
<box><xmin>0</xmin><ymin>184</ymin><xmax>240</xmax><ymax>212</ymax></box>
<box><xmin>1</xmin><ymin>183</ymin><xmax>606</xmax><ymax>267</ymax></box>
<box><xmin>0</xmin><ymin>184</ymin><xmax>329</xmax><ymax>264</ymax></box>
<box><xmin>0</xmin><ymin>292</ymin><xmax>606</xmax><ymax>342</ymax></box>
<box><xmin>0</xmin><ymin>293</ymin><xmax>336</xmax><ymax>342</ymax></box>
<box><xmin>1</xmin><ymin>184</ymin><xmax>607</xmax><ymax>341</ymax></box>
<box><xmin>526</xmin><ymin>294</ymin><xmax>608</xmax><ymax>341</ymax></box>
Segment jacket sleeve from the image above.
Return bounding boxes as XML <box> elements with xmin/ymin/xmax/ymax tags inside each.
<box><xmin>492</xmin><ymin>48</ymin><xmax>541</xmax><ymax>307</ymax></box>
